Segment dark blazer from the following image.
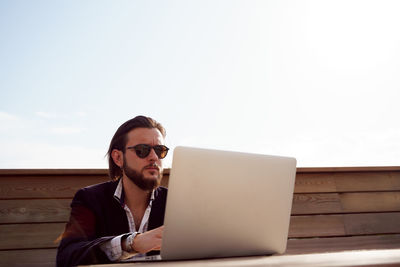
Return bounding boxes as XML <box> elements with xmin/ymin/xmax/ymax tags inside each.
<box><xmin>56</xmin><ymin>180</ymin><xmax>167</xmax><ymax>267</ymax></box>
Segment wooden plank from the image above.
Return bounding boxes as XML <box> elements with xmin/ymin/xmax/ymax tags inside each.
<box><xmin>294</xmin><ymin>173</ymin><xmax>337</xmax><ymax>193</ymax></box>
<box><xmin>291</xmin><ymin>193</ymin><xmax>342</xmax><ymax>215</ymax></box>
<box><xmin>1</xmin><ymin>218</ymin><xmax>399</xmax><ymax>256</ymax></box>
<box><xmin>6</xmin><ymin>214</ymin><xmax>398</xmax><ymax>250</ymax></box>
<box><xmin>334</xmin><ymin>171</ymin><xmax>400</xmax><ymax>192</ymax></box>
<box><xmin>1</xmin><ymin>168</ymin><xmax>398</xmax><ymax>196</ymax></box>
<box><xmin>288</xmin><ymin>215</ymin><xmax>346</xmax><ymax>238</ymax></box>
<box><xmin>292</xmin><ymin>192</ymin><xmax>400</xmax><ymax>215</ymax></box>
<box><xmin>0</xmin><ymin>169</ymin><xmax>108</xmax><ymax>176</ymax></box>
<box><xmin>286</xmin><ymin>234</ymin><xmax>400</xmax><ymax>255</ymax></box>
<box><xmin>289</xmin><ymin>213</ymin><xmax>400</xmax><ymax>238</ymax></box>
<box><xmin>0</xmin><ymin>199</ymin><xmax>71</xmax><ymax>223</ymax></box>
<box><xmin>0</xmin><ymin>175</ymin><xmax>108</xmax><ymax>199</ymax></box>
<box><xmin>161</xmin><ymin>174</ymin><xmax>169</xmax><ymax>188</ymax></box>
<box><xmin>340</xmin><ymin>192</ymin><xmax>400</xmax><ymax>213</ymax></box>
<box><xmin>1</xmin><ymin>214</ymin><xmax>397</xmax><ymax>249</ymax></box>
<box><xmin>0</xmin><ymin>173</ymin><xmax>170</xmax><ymax>199</ymax></box>
<box><xmin>344</xmin><ymin>213</ymin><xmax>400</xmax><ymax>235</ymax></box>
<box><xmin>3</xmin><ymin>166</ymin><xmax>399</xmax><ymax>176</ymax></box>
<box><xmin>0</xmin><ymin>249</ymin><xmax>56</xmax><ymax>267</ymax></box>
<box><xmin>0</xmin><ymin>168</ymin><xmax>171</xmax><ymax>176</ymax></box>
<box><xmin>296</xmin><ymin>166</ymin><xmax>400</xmax><ymax>173</ymax></box>
<box><xmin>0</xmin><ymin>223</ymin><xmax>65</xmax><ymax>250</ymax></box>
<box><xmin>294</xmin><ymin>171</ymin><xmax>400</xmax><ymax>193</ymax></box>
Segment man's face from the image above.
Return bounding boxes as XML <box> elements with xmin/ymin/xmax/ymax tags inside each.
<box><xmin>121</xmin><ymin>128</ymin><xmax>165</xmax><ymax>191</ymax></box>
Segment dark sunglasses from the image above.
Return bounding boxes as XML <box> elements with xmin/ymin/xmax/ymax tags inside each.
<box><xmin>126</xmin><ymin>144</ymin><xmax>169</xmax><ymax>159</ymax></box>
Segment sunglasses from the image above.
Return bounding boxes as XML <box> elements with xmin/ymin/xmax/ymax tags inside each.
<box><xmin>126</xmin><ymin>144</ymin><xmax>169</xmax><ymax>159</ymax></box>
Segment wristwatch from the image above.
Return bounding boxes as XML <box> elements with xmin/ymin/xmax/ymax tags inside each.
<box><xmin>123</xmin><ymin>232</ymin><xmax>139</xmax><ymax>253</ymax></box>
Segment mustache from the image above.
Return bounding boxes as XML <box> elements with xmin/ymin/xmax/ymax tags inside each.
<box><xmin>143</xmin><ymin>163</ymin><xmax>161</xmax><ymax>171</ymax></box>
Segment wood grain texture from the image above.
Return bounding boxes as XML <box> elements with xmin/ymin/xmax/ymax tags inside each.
<box><xmin>344</xmin><ymin>213</ymin><xmax>400</xmax><ymax>235</ymax></box>
<box><xmin>291</xmin><ymin>193</ymin><xmax>342</xmax><ymax>214</ymax></box>
<box><xmin>2</xmin><ymin>192</ymin><xmax>398</xmax><ymax>224</ymax></box>
<box><xmin>294</xmin><ymin>173</ymin><xmax>337</xmax><ymax>193</ymax></box>
<box><xmin>0</xmin><ymin>239</ymin><xmax>398</xmax><ymax>267</ymax></box>
<box><xmin>0</xmin><ymin>167</ymin><xmax>398</xmax><ymax>267</ymax></box>
<box><xmin>294</xmin><ymin>171</ymin><xmax>400</xmax><ymax>193</ymax></box>
<box><xmin>340</xmin><ymin>192</ymin><xmax>400</xmax><ymax>213</ymax></box>
<box><xmin>0</xmin><ymin>175</ymin><xmax>108</xmax><ymax>199</ymax></box>
<box><xmin>1</xmin><ymin>192</ymin><xmax>396</xmax><ymax>225</ymax></box>
<box><xmin>1</xmin><ymin>213</ymin><xmax>397</xmax><ymax>250</ymax></box>
<box><xmin>286</xmin><ymin>234</ymin><xmax>400</xmax><ymax>254</ymax></box>
<box><xmin>0</xmin><ymin>223</ymin><xmax>64</xmax><ymax>250</ymax></box>
<box><xmin>296</xmin><ymin>166</ymin><xmax>400</xmax><ymax>172</ymax></box>
<box><xmin>0</xmin><ymin>249</ymin><xmax>56</xmax><ymax>267</ymax></box>
<box><xmin>292</xmin><ymin>192</ymin><xmax>400</xmax><ymax>215</ymax></box>
<box><xmin>161</xmin><ymin>174</ymin><xmax>169</xmax><ymax>188</ymax></box>
<box><xmin>0</xmin><ymin>169</ymin><xmax>108</xmax><ymax>175</ymax></box>
<box><xmin>1</xmin><ymin>169</ymin><xmax>398</xmax><ymax>197</ymax></box>
<box><xmin>289</xmin><ymin>213</ymin><xmax>400</xmax><ymax>238</ymax></box>
<box><xmin>289</xmin><ymin>215</ymin><xmax>346</xmax><ymax>238</ymax></box>
<box><xmin>1</xmin><ymin>192</ymin><xmax>398</xmax><ymax>225</ymax></box>
<box><xmin>1</xmin><ymin>167</ymin><xmax>397</xmax><ymax>176</ymax></box>
<box><xmin>334</xmin><ymin>171</ymin><xmax>400</xmax><ymax>192</ymax></box>
<box><xmin>0</xmin><ymin>199</ymin><xmax>71</xmax><ymax>223</ymax></box>
<box><xmin>0</xmin><ymin>168</ymin><xmax>171</xmax><ymax>176</ymax></box>
<box><xmin>0</xmin><ymin>174</ymin><xmax>170</xmax><ymax>199</ymax></box>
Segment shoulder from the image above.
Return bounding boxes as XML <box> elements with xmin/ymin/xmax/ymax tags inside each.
<box><xmin>154</xmin><ymin>186</ymin><xmax>168</xmax><ymax>199</ymax></box>
<box><xmin>83</xmin><ymin>180</ymin><xmax>119</xmax><ymax>194</ymax></box>
<box><xmin>152</xmin><ymin>186</ymin><xmax>168</xmax><ymax>209</ymax></box>
<box><xmin>72</xmin><ymin>180</ymin><xmax>119</xmax><ymax>207</ymax></box>
<box><xmin>156</xmin><ymin>186</ymin><xmax>168</xmax><ymax>193</ymax></box>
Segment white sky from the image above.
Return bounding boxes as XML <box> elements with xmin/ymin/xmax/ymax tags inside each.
<box><xmin>1</xmin><ymin>0</ymin><xmax>399</xmax><ymax>168</ymax></box>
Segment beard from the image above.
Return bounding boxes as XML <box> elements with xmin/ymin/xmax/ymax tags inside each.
<box><xmin>122</xmin><ymin>160</ymin><xmax>162</xmax><ymax>191</ymax></box>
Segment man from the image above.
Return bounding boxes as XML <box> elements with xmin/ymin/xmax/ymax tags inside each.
<box><xmin>57</xmin><ymin>116</ymin><xmax>169</xmax><ymax>267</ymax></box>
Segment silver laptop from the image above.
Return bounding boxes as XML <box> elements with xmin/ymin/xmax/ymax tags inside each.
<box><xmin>159</xmin><ymin>146</ymin><xmax>297</xmax><ymax>260</ymax></box>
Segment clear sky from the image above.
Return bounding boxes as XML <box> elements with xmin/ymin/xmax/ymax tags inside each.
<box><xmin>1</xmin><ymin>0</ymin><xmax>399</xmax><ymax>169</ymax></box>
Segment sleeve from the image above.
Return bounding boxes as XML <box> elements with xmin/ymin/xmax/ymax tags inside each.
<box><xmin>99</xmin><ymin>234</ymin><xmax>139</xmax><ymax>261</ymax></box>
<box><xmin>56</xmin><ymin>189</ymin><xmax>115</xmax><ymax>267</ymax></box>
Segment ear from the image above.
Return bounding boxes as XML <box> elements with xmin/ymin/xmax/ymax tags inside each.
<box><xmin>111</xmin><ymin>149</ymin><xmax>124</xmax><ymax>168</ymax></box>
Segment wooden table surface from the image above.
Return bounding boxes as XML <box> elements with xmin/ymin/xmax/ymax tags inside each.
<box><xmin>84</xmin><ymin>248</ymin><xmax>400</xmax><ymax>267</ymax></box>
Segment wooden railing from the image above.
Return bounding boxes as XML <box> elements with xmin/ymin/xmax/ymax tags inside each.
<box><xmin>0</xmin><ymin>167</ymin><xmax>399</xmax><ymax>266</ymax></box>
<box><xmin>287</xmin><ymin>166</ymin><xmax>400</xmax><ymax>254</ymax></box>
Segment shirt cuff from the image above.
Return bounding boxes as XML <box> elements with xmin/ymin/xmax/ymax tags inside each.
<box><xmin>99</xmin><ymin>233</ymin><xmax>138</xmax><ymax>262</ymax></box>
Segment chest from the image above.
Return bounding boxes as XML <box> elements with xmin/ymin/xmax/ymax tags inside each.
<box><xmin>124</xmin><ymin>204</ymin><xmax>152</xmax><ymax>232</ymax></box>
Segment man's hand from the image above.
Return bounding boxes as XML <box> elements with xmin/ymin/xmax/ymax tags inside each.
<box><xmin>132</xmin><ymin>226</ymin><xmax>164</xmax><ymax>254</ymax></box>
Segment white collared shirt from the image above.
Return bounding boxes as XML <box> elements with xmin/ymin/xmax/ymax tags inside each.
<box><xmin>99</xmin><ymin>179</ymin><xmax>155</xmax><ymax>261</ymax></box>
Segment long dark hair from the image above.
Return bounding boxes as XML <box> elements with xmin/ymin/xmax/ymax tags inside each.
<box><xmin>107</xmin><ymin>116</ymin><xmax>166</xmax><ymax>180</ymax></box>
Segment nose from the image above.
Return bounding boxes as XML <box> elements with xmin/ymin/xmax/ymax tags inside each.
<box><xmin>147</xmin><ymin>147</ymin><xmax>159</xmax><ymax>161</ymax></box>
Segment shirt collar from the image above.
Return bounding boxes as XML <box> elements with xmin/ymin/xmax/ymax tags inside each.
<box><xmin>113</xmin><ymin>178</ymin><xmax>155</xmax><ymax>205</ymax></box>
